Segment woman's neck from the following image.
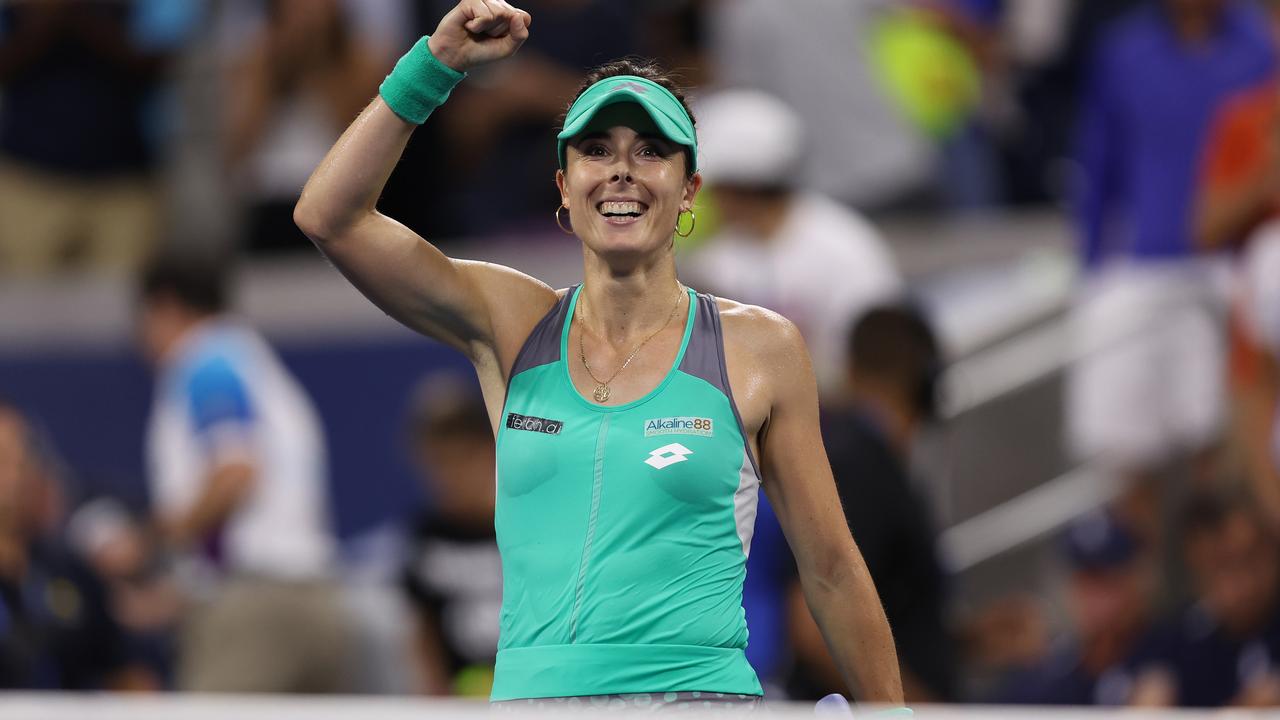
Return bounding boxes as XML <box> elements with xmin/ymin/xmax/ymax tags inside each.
<box><xmin>578</xmin><ymin>252</ymin><xmax>684</xmax><ymax>346</ymax></box>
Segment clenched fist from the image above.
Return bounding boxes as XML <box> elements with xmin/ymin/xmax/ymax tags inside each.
<box><xmin>427</xmin><ymin>0</ymin><xmax>532</xmax><ymax>73</ymax></box>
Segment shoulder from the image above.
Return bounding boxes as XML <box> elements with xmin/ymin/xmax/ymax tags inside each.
<box><xmin>458</xmin><ymin>260</ymin><xmax>559</xmax><ymax>308</ymax></box>
<box><xmin>714</xmin><ymin>296</ymin><xmax>809</xmax><ymax>370</ymax></box>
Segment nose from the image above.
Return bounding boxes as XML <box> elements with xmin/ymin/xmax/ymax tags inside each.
<box><xmin>608</xmin><ymin>155</ymin><xmax>634</xmax><ymax>184</ymax></box>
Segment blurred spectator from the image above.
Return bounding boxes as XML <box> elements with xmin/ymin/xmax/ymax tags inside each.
<box><xmin>1232</xmin><ymin>225</ymin><xmax>1280</xmax><ymax>530</ymax></box>
<box><xmin>0</xmin><ymin>0</ymin><xmax>200</xmax><ymax>275</ymax></box>
<box><xmin>997</xmin><ymin>0</ymin><xmax>1145</xmax><ymax>206</ymax></box>
<box><xmin>0</xmin><ymin>402</ymin><xmax>148</xmax><ymax>690</ymax></box>
<box><xmin>401</xmin><ymin>371</ymin><xmax>500</xmax><ymax>697</ymax></box>
<box><xmin>1138</xmin><ymin>491</ymin><xmax>1280</xmax><ymax>707</ymax></box>
<box><xmin>1192</xmin><ymin>1</ymin><xmax>1280</xmax><ymax>531</ymax></box>
<box><xmin>137</xmin><ymin>254</ymin><xmax>353</xmax><ymax>692</ymax></box>
<box><xmin>65</xmin><ymin>496</ymin><xmax>181</xmax><ymax>688</ymax></box>
<box><xmin>996</xmin><ymin>510</ymin><xmax>1164</xmax><ymax>706</ymax></box>
<box><xmin>872</xmin><ymin>0</ymin><xmax>1002</xmax><ymax>210</ymax></box>
<box><xmin>705</xmin><ymin>0</ymin><xmax>935</xmax><ymax>212</ymax></box>
<box><xmin>682</xmin><ymin>89</ymin><xmax>902</xmax><ymax>396</ymax></box>
<box><xmin>785</xmin><ymin>305</ymin><xmax>954</xmax><ymax>703</ymax></box>
<box><xmin>1066</xmin><ymin>0</ymin><xmax>1276</xmax><ymax>541</ymax></box>
<box><xmin>221</xmin><ymin>0</ymin><xmax>395</xmax><ymax>253</ymax></box>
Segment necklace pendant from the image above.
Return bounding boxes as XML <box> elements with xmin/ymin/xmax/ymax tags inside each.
<box><xmin>593</xmin><ymin>384</ymin><xmax>611</xmax><ymax>403</ymax></box>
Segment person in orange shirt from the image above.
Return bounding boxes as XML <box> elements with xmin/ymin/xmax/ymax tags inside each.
<box><xmin>1196</xmin><ymin>1</ymin><xmax>1280</xmax><ymax>531</ymax></box>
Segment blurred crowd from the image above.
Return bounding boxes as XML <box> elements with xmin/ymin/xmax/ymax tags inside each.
<box><xmin>3</xmin><ymin>0</ymin><xmax>1280</xmax><ymax>711</ymax></box>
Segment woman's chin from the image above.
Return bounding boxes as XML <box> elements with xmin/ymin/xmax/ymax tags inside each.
<box><xmin>585</xmin><ymin>222</ymin><xmax>667</xmax><ymax>257</ymax></box>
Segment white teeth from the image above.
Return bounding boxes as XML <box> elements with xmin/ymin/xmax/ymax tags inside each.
<box><xmin>600</xmin><ymin>201</ymin><xmax>644</xmax><ymax>216</ymax></box>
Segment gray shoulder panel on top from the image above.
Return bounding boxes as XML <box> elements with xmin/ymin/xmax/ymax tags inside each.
<box><xmin>679</xmin><ymin>292</ymin><xmax>762</xmax><ymax>479</ymax></box>
<box><xmin>509</xmin><ymin>285</ymin><xmax>576</xmax><ymax>378</ymax></box>
<box><xmin>677</xmin><ymin>292</ymin><xmax>731</xmax><ymax>395</ymax></box>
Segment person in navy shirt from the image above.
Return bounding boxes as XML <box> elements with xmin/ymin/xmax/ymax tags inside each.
<box><xmin>1138</xmin><ymin>491</ymin><xmax>1280</xmax><ymax>707</ymax></box>
<box><xmin>996</xmin><ymin>510</ymin><xmax>1166</xmax><ymax>706</ymax></box>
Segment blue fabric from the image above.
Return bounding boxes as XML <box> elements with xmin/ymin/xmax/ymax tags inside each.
<box><xmin>947</xmin><ymin>0</ymin><xmax>1001</xmax><ymax>27</ymax></box>
<box><xmin>742</xmin><ymin>494</ymin><xmax>794</xmax><ymax>685</ymax></box>
<box><xmin>995</xmin><ymin>627</ymin><xmax>1172</xmax><ymax>706</ymax></box>
<box><xmin>1073</xmin><ymin>3</ymin><xmax>1276</xmax><ymax>269</ymax></box>
<box><xmin>0</xmin><ymin>1</ymin><xmax>185</xmax><ymax>175</ymax></box>
<box><xmin>183</xmin><ymin>356</ymin><xmax>254</xmax><ymax>439</ymax></box>
<box><xmin>131</xmin><ymin>0</ymin><xmax>202</xmax><ymax>50</ymax></box>
<box><xmin>1160</xmin><ymin>604</ymin><xmax>1280</xmax><ymax>707</ymax></box>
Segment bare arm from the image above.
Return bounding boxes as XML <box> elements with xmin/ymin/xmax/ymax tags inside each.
<box><xmin>224</xmin><ymin>41</ymin><xmax>274</xmax><ymax>169</ymax></box>
<box><xmin>1196</xmin><ymin>171</ymin><xmax>1280</xmax><ymax>251</ymax></box>
<box><xmin>159</xmin><ymin>461</ymin><xmax>255</xmax><ymax>549</ymax></box>
<box><xmin>754</xmin><ymin>315</ymin><xmax>905</xmax><ymax>705</ymax></box>
<box><xmin>294</xmin><ymin>1</ymin><xmax>552</xmax><ymax>383</ymax></box>
<box><xmin>1244</xmin><ymin>351</ymin><xmax>1280</xmax><ymax>530</ymax></box>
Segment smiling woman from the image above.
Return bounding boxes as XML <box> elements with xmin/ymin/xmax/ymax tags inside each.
<box><xmin>293</xmin><ymin>0</ymin><xmax>907</xmax><ymax>712</ymax></box>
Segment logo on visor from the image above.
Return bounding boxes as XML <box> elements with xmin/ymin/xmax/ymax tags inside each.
<box><xmin>609</xmin><ymin>81</ymin><xmax>649</xmax><ymax>95</ymax></box>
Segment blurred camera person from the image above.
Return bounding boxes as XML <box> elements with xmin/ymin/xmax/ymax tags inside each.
<box><xmin>137</xmin><ymin>253</ymin><xmax>353</xmax><ymax>692</ymax></box>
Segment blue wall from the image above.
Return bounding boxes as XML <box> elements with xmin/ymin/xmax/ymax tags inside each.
<box><xmin>0</xmin><ymin>336</ymin><xmax>473</xmax><ymax>539</ymax></box>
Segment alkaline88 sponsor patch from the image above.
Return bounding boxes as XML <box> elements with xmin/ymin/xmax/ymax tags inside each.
<box><xmin>643</xmin><ymin>416</ymin><xmax>713</xmax><ymax>438</ymax></box>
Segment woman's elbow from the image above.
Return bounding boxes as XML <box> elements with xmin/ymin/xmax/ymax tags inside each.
<box><xmin>293</xmin><ymin>192</ymin><xmax>345</xmax><ymax>246</ymax></box>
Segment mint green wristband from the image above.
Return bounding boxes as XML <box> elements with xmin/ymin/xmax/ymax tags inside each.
<box><xmin>379</xmin><ymin>36</ymin><xmax>466</xmax><ymax>125</ymax></box>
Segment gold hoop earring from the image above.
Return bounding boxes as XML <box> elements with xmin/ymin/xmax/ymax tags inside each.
<box><xmin>555</xmin><ymin>205</ymin><xmax>574</xmax><ymax>235</ymax></box>
<box><xmin>674</xmin><ymin>209</ymin><xmax>696</xmax><ymax>238</ymax></box>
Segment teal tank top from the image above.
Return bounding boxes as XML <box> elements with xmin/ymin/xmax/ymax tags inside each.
<box><xmin>491</xmin><ymin>285</ymin><xmax>765</xmax><ymax>700</ymax></box>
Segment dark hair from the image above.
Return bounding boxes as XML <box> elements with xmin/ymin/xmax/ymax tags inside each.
<box><xmin>1182</xmin><ymin>488</ymin><xmax>1270</xmax><ymax>541</ymax></box>
<box><xmin>406</xmin><ymin>371</ymin><xmax>492</xmax><ymax>444</ymax></box>
<box><xmin>139</xmin><ymin>252</ymin><xmax>230</xmax><ymax>315</ymax></box>
<box><xmin>848</xmin><ymin>303</ymin><xmax>943</xmax><ymax>419</ymax></box>
<box><xmin>562</xmin><ymin>58</ymin><xmax>697</xmax><ymax>176</ymax></box>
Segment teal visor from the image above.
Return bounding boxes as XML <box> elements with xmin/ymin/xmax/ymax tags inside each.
<box><xmin>556</xmin><ymin>75</ymin><xmax>698</xmax><ymax>172</ymax></box>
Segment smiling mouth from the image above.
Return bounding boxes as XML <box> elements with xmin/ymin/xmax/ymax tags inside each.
<box><xmin>597</xmin><ymin>200</ymin><xmax>648</xmax><ymax>223</ymax></box>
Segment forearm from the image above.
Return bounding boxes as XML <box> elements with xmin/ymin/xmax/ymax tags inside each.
<box><xmin>1245</xmin><ymin>357</ymin><xmax>1280</xmax><ymax>528</ymax></box>
<box><xmin>162</xmin><ymin>463</ymin><xmax>254</xmax><ymax>549</ymax></box>
<box><xmin>801</xmin><ymin>551</ymin><xmax>904</xmax><ymax>705</ymax></box>
<box><xmin>1197</xmin><ymin>183</ymin><xmax>1274</xmax><ymax>251</ymax></box>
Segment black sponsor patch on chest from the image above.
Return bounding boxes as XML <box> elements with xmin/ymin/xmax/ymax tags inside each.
<box><xmin>505</xmin><ymin>412</ymin><xmax>563</xmax><ymax>435</ymax></box>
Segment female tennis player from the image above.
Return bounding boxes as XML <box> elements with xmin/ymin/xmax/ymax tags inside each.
<box><xmin>296</xmin><ymin>0</ymin><xmax>907</xmax><ymax>713</ymax></box>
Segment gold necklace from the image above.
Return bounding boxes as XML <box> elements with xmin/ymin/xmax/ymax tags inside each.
<box><xmin>578</xmin><ymin>286</ymin><xmax>685</xmax><ymax>403</ymax></box>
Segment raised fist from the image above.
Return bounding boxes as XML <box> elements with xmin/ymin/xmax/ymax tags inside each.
<box><xmin>427</xmin><ymin>0</ymin><xmax>532</xmax><ymax>73</ymax></box>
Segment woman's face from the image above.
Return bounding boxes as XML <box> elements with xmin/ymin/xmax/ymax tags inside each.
<box><xmin>557</xmin><ymin>106</ymin><xmax>700</xmax><ymax>262</ymax></box>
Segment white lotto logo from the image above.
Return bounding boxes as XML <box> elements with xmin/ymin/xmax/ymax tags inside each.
<box><xmin>644</xmin><ymin>443</ymin><xmax>693</xmax><ymax>469</ymax></box>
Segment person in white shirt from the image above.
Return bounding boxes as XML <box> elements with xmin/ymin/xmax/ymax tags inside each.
<box><xmin>138</xmin><ymin>254</ymin><xmax>352</xmax><ymax>692</ymax></box>
<box><xmin>682</xmin><ymin>89</ymin><xmax>904</xmax><ymax>396</ymax></box>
